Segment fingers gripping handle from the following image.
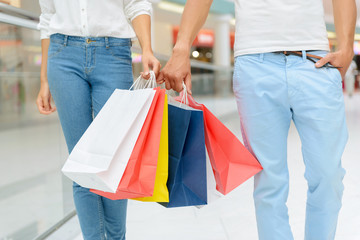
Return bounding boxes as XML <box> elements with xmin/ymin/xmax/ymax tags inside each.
<box><xmin>129</xmin><ymin>71</ymin><xmax>157</xmax><ymax>90</ymax></box>
<box><xmin>179</xmin><ymin>82</ymin><xmax>188</xmax><ymax>107</ymax></box>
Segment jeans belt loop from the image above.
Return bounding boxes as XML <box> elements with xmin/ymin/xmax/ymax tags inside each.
<box><xmin>105</xmin><ymin>37</ymin><xmax>109</xmax><ymax>49</ymax></box>
<box><xmin>259</xmin><ymin>53</ymin><xmax>264</xmax><ymax>63</ymax></box>
<box><xmin>302</xmin><ymin>50</ymin><xmax>306</xmax><ymax>62</ymax></box>
<box><xmin>63</xmin><ymin>35</ymin><xmax>68</xmax><ymax>46</ymax></box>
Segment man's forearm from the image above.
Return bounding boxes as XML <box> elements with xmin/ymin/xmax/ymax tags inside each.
<box><xmin>158</xmin><ymin>0</ymin><xmax>213</xmax><ymax>92</ymax></box>
<box><xmin>174</xmin><ymin>0</ymin><xmax>213</xmax><ymax>53</ymax></box>
<box><xmin>333</xmin><ymin>0</ymin><xmax>357</xmax><ymax>52</ymax></box>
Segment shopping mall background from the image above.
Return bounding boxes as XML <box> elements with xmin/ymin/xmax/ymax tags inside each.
<box><xmin>1</xmin><ymin>0</ymin><xmax>360</xmax><ymax>239</ymax></box>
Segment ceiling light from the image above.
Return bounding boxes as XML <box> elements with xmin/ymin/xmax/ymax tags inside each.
<box><xmin>192</xmin><ymin>51</ymin><xmax>200</xmax><ymax>58</ymax></box>
<box><xmin>158</xmin><ymin>2</ymin><xmax>184</xmax><ymax>14</ymax></box>
<box><xmin>327</xmin><ymin>31</ymin><xmax>336</xmax><ymax>39</ymax></box>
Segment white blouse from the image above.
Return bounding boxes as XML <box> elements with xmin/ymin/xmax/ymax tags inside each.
<box><xmin>38</xmin><ymin>0</ymin><xmax>152</xmax><ymax>39</ymax></box>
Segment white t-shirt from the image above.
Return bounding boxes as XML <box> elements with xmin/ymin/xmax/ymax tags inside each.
<box><xmin>234</xmin><ymin>0</ymin><xmax>330</xmax><ymax>56</ymax></box>
<box><xmin>38</xmin><ymin>0</ymin><xmax>152</xmax><ymax>39</ymax></box>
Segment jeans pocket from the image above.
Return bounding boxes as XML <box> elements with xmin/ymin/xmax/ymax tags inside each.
<box><xmin>48</xmin><ymin>42</ymin><xmax>65</xmax><ymax>59</ymax></box>
<box><xmin>108</xmin><ymin>45</ymin><xmax>132</xmax><ymax>64</ymax></box>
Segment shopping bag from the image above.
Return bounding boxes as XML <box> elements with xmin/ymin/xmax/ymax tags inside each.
<box><xmin>195</xmin><ymin>152</ymin><xmax>224</xmax><ymax>208</ymax></box>
<box><xmin>133</xmin><ymin>94</ymin><xmax>169</xmax><ymax>202</ymax></box>
<box><xmin>159</xmin><ymin>100</ymin><xmax>207</xmax><ymax>208</ymax></box>
<box><xmin>184</xmin><ymin>94</ymin><xmax>263</xmax><ymax>195</ymax></box>
<box><xmin>62</xmin><ymin>88</ymin><xmax>156</xmax><ymax>193</ymax></box>
<box><xmin>91</xmin><ymin>89</ymin><xmax>166</xmax><ymax>199</ymax></box>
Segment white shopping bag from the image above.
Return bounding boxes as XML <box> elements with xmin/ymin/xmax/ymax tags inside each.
<box><xmin>62</xmin><ymin>88</ymin><xmax>156</xmax><ymax>193</ymax></box>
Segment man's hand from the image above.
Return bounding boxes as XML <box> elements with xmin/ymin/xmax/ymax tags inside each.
<box><xmin>157</xmin><ymin>0</ymin><xmax>213</xmax><ymax>94</ymax></box>
<box><xmin>158</xmin><ymin>44</ymin><xmax>192</xmax><ymax>94</ymax></box>
<box><xmin>315</xmin><ymin>48</ymin><xmax>354</xmax><ymax>79</ymax></box>
<box><xmin>36</xmin><ymin>80</ymin><xmax>56</xmax><ymax>115</ymax></box>
<box><xmin>141</xmin><ymin>50</ymin><xmax>161</xmax><ymax>79</ymax></box>
<box><xmin>323</xmin><ymin>0</ymin><xmax>357</xmax><ymax>79</ymax></box>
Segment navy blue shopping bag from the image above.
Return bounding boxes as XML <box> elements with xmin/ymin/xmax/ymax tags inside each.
<box><xmin>159</xmin><ymin>103</ymin><xmax>207</xmax><ymax>208</ymax></box>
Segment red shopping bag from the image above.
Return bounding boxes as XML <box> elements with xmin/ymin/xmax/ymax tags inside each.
<box><xmin>91</xmin><ymin>89</ymin><xmax>165</xmax><ymax>199</ymax></box>
<box><xmin>183</xmin><ymin>94</ymin><xmax>263</xmax><ymax>195</ymax></box>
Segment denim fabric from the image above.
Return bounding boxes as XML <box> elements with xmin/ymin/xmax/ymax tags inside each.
<box><xmin>233</xmin><ymin>51</ymin><xmax>348</xmax><ymax>240</ymax></box>
<box><xmin>47</xmin><ymin>33</ymin><xmax>133</xmax><ymax>240</ymax></box>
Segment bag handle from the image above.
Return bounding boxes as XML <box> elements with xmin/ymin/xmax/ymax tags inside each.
<box><xmin>129</xmin><ymin>71</ymin><xmax>157</xmax><ymax>90</ymax></box>
<box><xmin>179</xmin><ymin>83</ymin><xmax>188</xmax><ymax>107</ymax></box>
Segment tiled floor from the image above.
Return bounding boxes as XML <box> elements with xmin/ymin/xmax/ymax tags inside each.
<box><xmin>1</xmin><ymin>94</ymin><xmax>360</xmax><ymax>240</ymax></box>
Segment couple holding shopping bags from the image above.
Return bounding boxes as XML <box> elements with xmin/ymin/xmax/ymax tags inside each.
<box><xmin>36</xmin><ymin>0</ymin><xmax>356</xmax><ymax>239</ymax></box>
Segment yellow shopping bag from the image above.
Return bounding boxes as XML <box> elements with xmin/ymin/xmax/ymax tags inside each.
<box><xmin>132</xmin><ymin>94</ymin><xmax>169</xmax><ymax>202</ymax></box>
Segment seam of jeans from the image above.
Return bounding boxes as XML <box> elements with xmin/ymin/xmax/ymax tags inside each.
<box><xmin>108</xmin><ymin>47</ymin><xmax>132</xmax><ymax>65</ymax></box>
<box><xmin>97</xmin><ymin>195</ymin><xmax>105</xmax><ymax>240</ymax></box>
<box><xmin>86</xmin><ymin>48</ymin><xmax>96</xmax><ymax>75</ymax></box>
<box><xmin>48</xmin><ymin>44</ymin><xmax>65</xmax><ymax>59</ymax></box>
<box><xmin>93</xmin><ymin>47</ymin><xmax>96</xmax><ymax>70</ymax></box>
<box><xmin>85</xmin><ymin>46</ymin><xmax>88</xmax><ymax>73</ymax></box>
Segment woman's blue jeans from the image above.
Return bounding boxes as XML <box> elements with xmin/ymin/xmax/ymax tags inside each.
<box><xmin>47</xmin><ymin>33</ymin><xmax>133</xmax><ymax>240</ymax></box>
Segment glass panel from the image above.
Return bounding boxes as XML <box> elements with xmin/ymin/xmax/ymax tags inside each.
<box><xmin>0</xmin><ymin>22</ymin><xmax>73</xmax><ymax>240</ymax></box>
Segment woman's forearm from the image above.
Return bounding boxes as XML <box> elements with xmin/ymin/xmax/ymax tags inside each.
<box><xmin>41</xmin><ymin>39</ymin><xmax>50</xmax><ymax>83</ymax></box>
<box><xmin>131</xmin><ymin>14</ymin><xmax>161</xmax><ymax>77</ymax></box>
<box><xmin>131</xmin><ymin>14</ymin><xmax>152</xmax><ymax>53</ymax></box>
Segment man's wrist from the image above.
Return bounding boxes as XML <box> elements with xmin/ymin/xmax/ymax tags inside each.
<box><xmin>173</xmin><ymin>42</ymin><xmax>190</xmax><ymax>57</ymax></box>
<box><xmin>338</xmin><ymin>44</ymin><xmax>354</xmax><ymax>55</ymax></box>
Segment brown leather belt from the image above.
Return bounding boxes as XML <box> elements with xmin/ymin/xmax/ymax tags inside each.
<box><xmin>274</xmin><ymin>51</ymin><xmax>341</xmax><ymax>68</ymax></box>
<box><xmin>274</xmin><ymin>51</ymin><xmax>322</xmax><ymax>60</ymax></box>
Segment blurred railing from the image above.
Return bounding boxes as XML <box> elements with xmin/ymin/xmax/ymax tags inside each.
<box><xmin>0</xmin><ymin>2</ymin><xmax>39</xmax><ymax>29</ymax></box>
<box><xmin>0</xmin><ymin>4</ymin><xmax>233</xmax><ymax>240</ymax></box>
<box><xmin>0</xmin><ymin>16</ymin><xmax>73</xmax><ymax>239</ymax></box>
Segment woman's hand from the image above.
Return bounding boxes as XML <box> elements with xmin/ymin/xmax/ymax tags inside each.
<box><xmin>36</xmin><ymin>80</ymin><xmax>56</xmax><ymax>115</ymax></box>
<box><xmin>130</xmin><ymin>14</ymin><xmax>160</xmax><ymax>80</ymax></box>
<box><xmin>141</xmin><ymin>50</ymin><xmax>161</xmax><ymax>79</ymax></box>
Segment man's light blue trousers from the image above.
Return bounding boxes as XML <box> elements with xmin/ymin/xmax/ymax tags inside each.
<box><xmin>233</xmin><ymin>51</ymin><xmax>348</xmax><ymax>240</ymax></box>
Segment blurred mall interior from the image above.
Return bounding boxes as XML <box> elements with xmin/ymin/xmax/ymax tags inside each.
<box><xmin>1</xmin><ymin>0</ymin><xmax>360</xmax><ymax>239</ymax></box>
